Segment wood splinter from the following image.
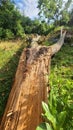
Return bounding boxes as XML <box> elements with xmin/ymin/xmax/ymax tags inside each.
<box><xmin>0</xmin><ymin>29</ymin><xmax>66</xmax><ymax>130</ymax></box>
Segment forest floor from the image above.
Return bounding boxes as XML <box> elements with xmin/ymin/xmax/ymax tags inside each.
<box><xmin>0</xmin><ymin>30</ymin><xmax>73</xmax><ymax>129</ymax></box>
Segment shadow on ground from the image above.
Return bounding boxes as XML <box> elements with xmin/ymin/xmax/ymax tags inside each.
<box><xmin>0</xmin><ymin>43</ymin><xmax>25</xmax><ymax>123</ymax></box>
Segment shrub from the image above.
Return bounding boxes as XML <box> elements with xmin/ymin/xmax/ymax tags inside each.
<box><xmin>4</xmin><ymin>29</ymin><xmax>14</xmax><ymax>40</ymax></box>
<box><xmin>0</xmin><ymin>28</ymin><xmax>3</xmax><ymax>39</ymax></box>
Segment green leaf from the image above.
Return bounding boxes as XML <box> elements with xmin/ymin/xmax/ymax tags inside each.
<box><xmin>42</xmin><ymin>102</ymin><xmax>56</xmax><ymax>130</ymax></box>
<box><xmin>46</xmin><ymin>123</ymin><xmax>53</xmax><ymax>130</ymax></box>
<box><xmin>69</xmin><ymin>103</ymin><xmax>73</xmax><ymax>109</ymax></box>
<box><xmin>36</xmin><ymin>122</ymin><xmax>53</xmax><ymax>130</ymax></box>
<box><xmin>42</xmin><ymin>101</ymin><xmax>49</xmax><ymax>113</ymax></box>
<box><xmin>60</xmin><ymin>128</ymin><xmax>63</xmax><ymax>130</ymax></box>
<box><xmin>58</xmin><ymin>111</ymin><xmax>66</xmax><ymax>127</ymax></box>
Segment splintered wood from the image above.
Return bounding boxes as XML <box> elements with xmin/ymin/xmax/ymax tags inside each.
<box><xmin>0</xmin><ymin>31</ymin><xmax>66</xmax><ymax>130</ymax></box>
<box><xmin>0</xmin><ymin>46</ymin><xmax>51</xmax><ymax>130</ymax></box>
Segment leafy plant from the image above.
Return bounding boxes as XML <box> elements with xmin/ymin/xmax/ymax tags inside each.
<box><xmin>36</xmin><ymin>95</ymin><xmax>66</xmax><ymax>130</ymax></box>
<box><xmin>36</xmin><ymin>122</ymin><xmax>53</xmax><ymax>130</ymax></box>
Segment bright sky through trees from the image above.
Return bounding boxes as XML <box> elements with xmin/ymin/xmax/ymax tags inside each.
<box><xmin>14</xmin><ymin>0</ymin><xmax>39</xmax><ymax>19</ymax></box>
<box><xmin>14</xmin><ymin>0</ymin><xmax>73</xmax><ymax>19</ymax></box>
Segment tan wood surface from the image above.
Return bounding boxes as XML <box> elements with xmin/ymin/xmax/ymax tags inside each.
<box><xmin>0</xmin><ymin>31</ymin><xmax>66</xmax><ymax>130</ymax></box>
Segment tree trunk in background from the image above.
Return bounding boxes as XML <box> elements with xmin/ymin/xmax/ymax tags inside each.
<box><xmin>0</xmin><ymin>31</ymin><xmax>66</xmax><ymax>130</ymax></box>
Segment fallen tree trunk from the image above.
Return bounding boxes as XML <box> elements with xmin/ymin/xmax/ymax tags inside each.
<box><xmin>0</xmin><ymin>30</ymin><xmax>66</xmax><ymax>130</ymax></box>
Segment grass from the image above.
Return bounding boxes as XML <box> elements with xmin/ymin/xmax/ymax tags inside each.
<box><xmin>0</xmin><ymin>41</ymin><xmax>26</xmax><ymax>118</ymax></box>
<box><xmin>50</xmin><ymin>43</ymin><xmax>73</xmax><ymax>130</ymax></box>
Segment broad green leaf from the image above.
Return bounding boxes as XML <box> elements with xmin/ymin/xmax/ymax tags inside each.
<box><xmin>46</xmin><ymin>123</ymin><xmax>53</xmax><ymax>130</ymax></box>
<box><xmin>36</xmin><ymin>123</ymin><xmax>46</xmax><ymax>130</ymax></box>
<box><xmin>42</xmin><ymin>101</ymin><xmax>49</xmax><ymax>113</ymax></box>
<box><xmin>42</xmin><ymin>102</ymin><xmax>56</xmax><ymax>130</ymax></box>
<box><xmin>36</xmin><ymin>122</ymin><xmax>53</xmax><ymax>130</ymax></box>
<box><xmin>58</xmin><ymin>111</ymin><xmax>66</xmax><ymax>127</ymax></box>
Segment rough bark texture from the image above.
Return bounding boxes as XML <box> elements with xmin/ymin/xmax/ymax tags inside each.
<box><xmin>0</xmin><ymin>31</ymin><xmax>66</xmax><ymax>130</ymax></box>
<box><xmin>51</xmin><ymin>31</ymin><xmax>66</xmax><ymax>55</ymax></box>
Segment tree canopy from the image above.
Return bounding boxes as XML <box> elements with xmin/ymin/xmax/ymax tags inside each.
<box><xmin>0</xmin><ymin>0</ymin><xmax>73</xmax><ymax>40</ymax></box>
<box><xmin>38</xmin><ymin>0</ymin><xmax>73</xmax><ymax>25</ymax></box>
<box><xmin>0</xmin><ymin>0</ymin><xmax>24</xmax><ymax>39</ymax></box>
<box><xmin>69</xmin><ymin>9</ymin><xmax>73</xmax><ymax>26</ymax></box>
<box><xmin>0</xmin><ymin>0</ymin><xmax>49</xmax><ymax>39</ymax></box>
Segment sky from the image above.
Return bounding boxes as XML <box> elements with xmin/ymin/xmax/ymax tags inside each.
<box><xmin>14</xmin><ymin>0</ymin><xmax>73</xmax><ymax>19</ymax></box>
<box><xmin>14</xmin><ymin>0</ymin><xmax>39</xmax><ymax>19</ymax></box>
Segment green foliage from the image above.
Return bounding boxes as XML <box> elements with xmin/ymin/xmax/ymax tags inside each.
<box><xmin>0</xmin><ymin>41</ymin><xmax>25</xmax><ymax>116</ymax></box>
<box><xmin>15</xmin><ymin>21</ymin><xmax>24</xmax><ymax>38</ymax></box>
<box><xmin>3</xmin><ymin>29</ymin><xmax>14</xmax><ymax>39</ymax></box>
<box><xmin>68</xmin><ymin>9</ymin><xmax>73</xmax><ymax>26</ymax></box>
<box><xmin>50</xmin><ymin>43</ymin><xmax>73</xmax><ymax>130</ymax></box>
<box><xmin>38</xmin><ymin>0</ymin><xmax>73</xmax><ymax>25</ymax></box>
<box><xmin>0</xmin><ymin>0</ymin><xmax>24</xmax><ymax>39</ymax></box>
<box><xmin>0</xmin><ymin>0</ymin><xmax>51</xmax><ymax>39</ymax></box>
<box><xmin>0</xmin><ymin>28</ymin><xmax>3</xmax><ymax>38</ymax></box>
<box><xmin>36</xmin><ymin>122</ymin><xmax>53</xmax><ymax>130</ymax></box>
<box><xmin>21</xmin><ymin>16</ymin><xmax>33</xmax><ymax>34</ymax></box>
<box><xmin>42</xmin><ymin>102</ymin><xmax>57</xmax><ymax>130</ymax></box>
<box><xmin>36</xmin><ymin>101</ymin><xmax>66</xmax><ymax>130</ymax></box>
<box><xmin>38</xmin><ymin>22</ymin><xmax>49</xmax><ymax>35</ymax></box>
<box><xmin>20</xmin><ymin>17</ymin><xmax>50</xmax><ymax>35</ymax></box>
<box><xmin>0</xmin><ymin>0</ymin><xmax>73</xmax><ymax>40</ymax></box>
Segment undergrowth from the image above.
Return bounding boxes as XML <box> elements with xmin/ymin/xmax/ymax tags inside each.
<box><xmin>0</xmin><ymin>41</ymin><xmax>25</xmax><ymax>117</ymax></box>
<box><xmin>50</xmin><ymin>44</ymin><xmax>73</xmax><ymax>130</ymax></box>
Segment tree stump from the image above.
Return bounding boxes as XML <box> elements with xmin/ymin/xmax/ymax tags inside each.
<box><xmin>0</xmin><ymin>31</ymin><xmax>66</xmax><ymax>130</ymax></box>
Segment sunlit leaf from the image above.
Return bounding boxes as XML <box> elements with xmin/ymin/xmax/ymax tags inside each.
<box><xmin>58</xmin><ymin>111</ymin><xmax>66</xmax><ymax>127</ymax></box>
<box><xmin>42</xmin><ymin>102</ymin><xmax>56</xmax><ymax>130</ymax></box>
<box><xmin>36</xmin><ymin>122</ymin><xmax>53</xmax><ymax>130</ymax></box>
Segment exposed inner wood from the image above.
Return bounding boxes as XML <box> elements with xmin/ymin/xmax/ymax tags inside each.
<box><xmin>0</xmin><ymin>31</ymin><xmax>66</xmax><ymax>130</ymax></box>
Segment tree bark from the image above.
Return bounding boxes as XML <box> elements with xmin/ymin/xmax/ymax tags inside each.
<box><xmin>0</xmin><ymin>31</ymin><xmax>66</xmax><ymax>130</ymax></box>
<box><xmin>50</xmin><ymin>31</ymin><xmax>66</xmax><ymax>55</ymax></box>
